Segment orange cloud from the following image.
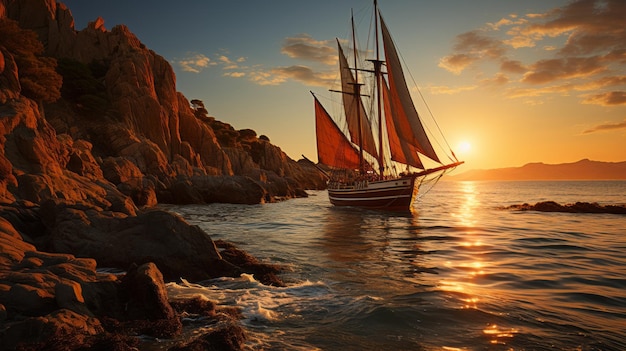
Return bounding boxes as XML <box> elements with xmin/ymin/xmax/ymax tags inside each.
<box><xmin>521</xmin><ymin>56</ymin><xmax>607</xmax><ymax>84</ymax></box>
<box><xmin>582</xmin><ymin>91</ymin><xmax>626</xmax><ymax>106</ymax></box>
<box><xmin>177</xmin><ymin>53</ymin><xmax>214</xmax><ymax>73</ymax></box>
<box><xmin>429</xmin><ymin>85</ymin><xmax>477</xmax><ymax>94</ymax></box>
<box><xmin>199</xmin><ymin>33</ymin><xmax>338</xmax><ymax>87</ymax></box>
<box><xmin>500</xmin><ymin>59</ymin><xmax>526</xmax><ymax>74</ymax></box>
<box><xmin>281</xmin><ymin>34</ymin><xmax>336</xmax><ymax>65</ymax></box>
<box><xmin>480</xmin><ymin>73</ymin><xmax>509</xmax><ymax>86</ymax></box>
<box><xmin>438</xmin><ymin>54</ymin><xmax>478</xmax><ymax>75</ymax></box>
<box><xmin>582</xmin><ymin>119</ymin><xmax>626</xmax><ymax>133</ymax></box>
<box><xmin>439</xmin><ymin>0</ymin><xmax>626</xmax><ymax>106</ymax></box>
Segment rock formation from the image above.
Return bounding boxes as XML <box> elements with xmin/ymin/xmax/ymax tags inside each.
<box><xmin>505</xmin><ymin>201</ymin><xmax>626</xmax><ymax>214</ymax></box>
<box><xmin>0</xmin><ymin>0</ymin><xmax>327</xmax><ymax>348</ymax></box>
<box><xmin>1</xmin><ymin>0</ymin><xmax>326</xmax><ymax>206</ymax></box>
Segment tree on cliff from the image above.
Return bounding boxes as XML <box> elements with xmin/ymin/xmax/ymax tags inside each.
<box><xmin>0</xmin><ymin>18</ymin><xmax>62</xmax><ymax>103</ymax></box>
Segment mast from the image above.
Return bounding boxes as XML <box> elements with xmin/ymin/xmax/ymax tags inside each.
<box><xmin>351</xmin><ymin>10</ymin><xmax>365</xmax><ymax>174</ymax></box>
<box><xmin>373</xmin><ymin>0</ymin><xmax>385</xmax><ymax>177</ymax></box>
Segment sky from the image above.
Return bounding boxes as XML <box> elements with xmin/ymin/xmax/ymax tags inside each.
<box><xmin>62</xmin><ymin>0</ymin><xmax>626</xmax><ymax>171</ymax></box>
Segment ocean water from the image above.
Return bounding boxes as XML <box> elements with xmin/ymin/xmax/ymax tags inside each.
<box><xmin>161</xmin><ymin>181</ymin><xmax>626</xmax><ymax>350</ymax></box>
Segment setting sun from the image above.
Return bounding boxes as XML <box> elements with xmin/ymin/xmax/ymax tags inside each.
<box><xmin>458</xmin><ymin>141</ymin><xmax>471</xmax><ymax>154</ymax></box>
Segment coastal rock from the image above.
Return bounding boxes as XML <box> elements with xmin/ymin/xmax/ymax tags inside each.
<box><xmin>215</xmin><ymin>240</ymin><xmax>284</xmax><ymax>287</ymax></box>
<box><xmin>101</xmin><ymin>156</ymin><xmax>143</xmax><ymax>184</ymax></box>
<box><xmin>189</xmin><ymin>175</ymin><xmax>268</xmax><ymax>205</ymax></box>
<box><xmin>1</xmin><ymin>309</ymin><xmax>104</xmax><ymax>350</ymax></box>
<box><xmin>116</xmin><ymin>176</ymin><xmax>158</xmax><ymax>208</ymax></box>
<box><xmin>4</xmin><ymin>0</ymin><xmax>324</xmax><ymax>205</ymax></box>
<box><xmin>63</xmin><ymin>138</ymin><xmax>103</xmax><ymax>181</ymax></box>
<box><xmin>117</xmin><ymin>262</ymin><xmax>181</xmax><ymax>338</ymax></box>
<box><xmin>169</xmin><ymin>322</ymin><xmax>246</xmax><ymax>351</ymax></box>
<box><xmin>505</xmin><ymin>201</ymin><xmax>626</xmax><ymax>214</ymax></box>
<box><xmin>42</xmin><ymin>202</ymin><xmax>240</xmax><ymax>282</ymax></box>
<box><xmin>0</xmin><ymin>215</ymin><xmax>120</xmax><ymax>349</ymax></box>
<box><xmin>0</xmin><ymin>47</ymin><xmax>20</xmax><ymax>103</ymax></box>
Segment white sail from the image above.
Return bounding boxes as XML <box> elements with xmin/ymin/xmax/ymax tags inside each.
<box><xmin>338</xmin><ymin>42</ymin><xmax>379</xmax><ymax>159</ymax></box>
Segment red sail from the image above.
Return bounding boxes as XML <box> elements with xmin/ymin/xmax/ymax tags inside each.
<box><xmin>314</xmin><ymin>96</ymin><xmax>361</xmax><ymax>170</ymax></box>
<box><xmin>382</xmin><ymin>79</ymin><xmax>425</xmax><ymax>169</ymax></box>
<box><xmin>380</xmin><ymin>16</ymin><xmax>440</xmax><ymax>163</ymax></box>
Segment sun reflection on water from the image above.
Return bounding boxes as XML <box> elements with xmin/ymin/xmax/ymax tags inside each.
<box><xmin>453</xmin><ymin>181</ymin><xmax>480</xmax><ymax>227</ymax></box>
<box><xmin>483</xmin><ymin>324</ymin><xmax>519</xmax><ymax>345</ymax></box>
<box><xmin>440</xmin><ymin>181</ymin><xmax>485</xmax><ymax>308</ymax></box>
<box><xmin>438</xmin><ymin>181</ymin><xmax>523</xmax><ymax>348</ymax></box>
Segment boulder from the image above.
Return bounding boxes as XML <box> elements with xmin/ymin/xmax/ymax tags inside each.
<box><xmin>101</xmin><ymin>156</ymin><xmax>143</xmax><ymax>184</ymax></box>
<box><xmin>0</xmin><ymin>309</ymin><xmax>104</xmax><ymax>351</ymax></box>
<box><xmin>169</xmin><ymin>322</ymin><xmax>246</xmax><ymax>351</ymax></box>
<box><xmin>189</xmin><ymin>175</ymin><xmax>267</xmax><ymax>205</ymax></box>
<box><xmin>114</xmin><ymin>262</ymin><xmax>181</xmax><ymax>338</ymax></box>
<box><xmin>42</xmin><ymin>202</ymin><xmax>239</xmax><ymax>282</ymax></box>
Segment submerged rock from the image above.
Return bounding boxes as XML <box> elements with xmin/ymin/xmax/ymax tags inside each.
<box><xmin>505</xmin><ymin>201</ymin><xmax>626</xmax><ymax>214</ymax></box>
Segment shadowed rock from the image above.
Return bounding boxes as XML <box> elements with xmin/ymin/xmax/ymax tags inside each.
<box><xmin>505</xmin><ymin>201</ymin><xmax>626</xmax><ymax>214</ymax></box>
<box><xmin>40</xmin><ymin>200</ymin><xmax>240</xmax><ymax>282</ymax></box>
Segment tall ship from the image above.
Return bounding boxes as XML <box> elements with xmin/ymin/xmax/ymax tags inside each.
<box><xmin>311</xmin><ymin>1</ymin><xmax>463</xmax><ymax>211</ymax></box>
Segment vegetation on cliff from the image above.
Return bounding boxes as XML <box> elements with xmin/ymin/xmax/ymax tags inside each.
<box><xmin>0</xmin><ymin>18</ymin><xmax>62</xmax><ymax>104</ymax></box>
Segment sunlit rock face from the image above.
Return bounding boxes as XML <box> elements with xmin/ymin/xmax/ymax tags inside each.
<box><xmin>3</xmin><ymin>0</ymin><xmax>324</xmax><ymax>201</ymax></box>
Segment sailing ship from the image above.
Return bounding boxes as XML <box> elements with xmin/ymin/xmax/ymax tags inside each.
<box><xmin>311</xmin><ymin>1</ymin><xmax>463</xmax><ymax>211</ymax></box>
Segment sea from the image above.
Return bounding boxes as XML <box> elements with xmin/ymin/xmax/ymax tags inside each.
<box><xmin>159</xmin><ymin>180</ymin><xmax>626</xmax><ymax>351</ymax></box>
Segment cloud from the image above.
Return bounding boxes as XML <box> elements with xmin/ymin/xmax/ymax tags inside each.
<box><xmin>219</xmin><ymin>55</ymin><xmax>244</xmax><ymax>70</ymax></box>
<box><xmin>521</xmin><ymin>56</ymin><xmax>607</xmax><ymax>84</ymax></box>
<box><xmin>438</xmin><ymin>0</ymin><xmax>626</xmax><ymax>104</ymax></box>
<box><xmin>187</xmin><ymin>33</ymin><xmax>336</xmax><ymax>87</ymax></box>
<box><xmin>177</xmin><ymin>53</ymin><xmax>214</xmax><ymax>73</ymax></box>
<box><xmin>281</xmin><ymin>34</ymin><xmax>336</xmax><ymax>65</ymax></box>
<box><xmin>500</xmin><ymin>59</ymin><xmax>526</xmax><ymax>73</ymax></box>
<box><xmin>249</xmin><ymin>65</ymin><xmax>335</xmax><ymax>87</ymax></box>
<box><xmin>582</xmin><ymin>119</ymin><xmax>626</xmax><ymax>133</ymax></box>
<box><xmin>225</xmin><ymin>34</ymin><xmax>337</xmax><ymax>87</ymax></box>
<box><xmin>480</xmin><ymin>73</ymin><xmax>509</xmax><ymax>86</ymax></box>
<box><xmin>582</xmin><ymin>91</ymin><xmax>626</xmax><ymax>106</ymax></box>
<box><xmin>438</xmin><ymin>54</ymin><xmax>478</xmax><ymax>75</ymax></box>
<box><xmin>429</xmin><ymin>85</ymin><xmax>477</xmax><ymax>95</ymax></box>
<box><xmin>223</xmin><ymin>72</ymin><xmax>245</xmax><ymax>78</ymax></box>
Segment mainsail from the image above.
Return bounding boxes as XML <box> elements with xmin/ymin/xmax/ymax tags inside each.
<box><xmin>382</xmin><ymin>79</ymin><xmax>424</xmax><ymax>169</ymax></box>
<box><xmin>380</xmin><ymin>16</ymin><xmax>440</xmax><ymax>163</ymax></box>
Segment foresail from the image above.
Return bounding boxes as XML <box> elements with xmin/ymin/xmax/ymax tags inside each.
<box><xmin>382</xmin><ymin>79</ymin><xmax>425</xmax><ymax>169</ymax></box>
<box><xmin>380</xmin><ymin>16</ymin><xmax>441</xmax><ymax>163</ymax></box>
<box><xmin>314</xmin><ymin>96</ymin><xmax>362</xmax><ymax>170</ymax></box>
<box><xmin>338</xmin><ymin>42</ymin><xmax>379</xmax><ymax>159</ymax></box>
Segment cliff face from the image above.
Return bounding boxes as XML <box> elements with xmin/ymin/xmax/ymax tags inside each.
<box><xmin>1</xmin><ymin>0</ymin><xmax>326</xmax><ymax>207</ymax></box>
<box><xmin>0</xmin><ymin>1</ymin><xmax>317</xmax><ymax>348</ymax></box>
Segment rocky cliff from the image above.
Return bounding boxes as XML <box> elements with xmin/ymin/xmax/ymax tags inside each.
<box><xmin>1</xmin><ymin>0</ymin><xmax>326</xmax><ymax>208</ymax></box>
<box><xmin>0</xmin><ymin>0</ymin><xmax>323</xmax><ymax>348</ymax></box>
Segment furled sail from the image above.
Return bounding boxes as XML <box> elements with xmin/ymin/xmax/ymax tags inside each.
<box><xmin>338</xmin><ymin>42</ymin><xmax>379</xmax><ymax>159</ymax></box>
<box><xmin>382</xmin><ymin>79</ymin><xmax>424</xmax><ymax>169</ymax></box>
<box><xmin>380</xmin><ymin>16</ymin><xmax>440</xmax><ymax>163</ymax></box>
<box><xmin>314</xmin><ymin>96</ymin><xmax>362</xmax><ymax>170</ymax></box>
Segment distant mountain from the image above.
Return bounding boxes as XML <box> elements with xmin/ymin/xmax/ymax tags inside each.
<box><xmin>449</xmin><ymin>159</ymin><xmax>626</xmax><ymax>181</ymax></box>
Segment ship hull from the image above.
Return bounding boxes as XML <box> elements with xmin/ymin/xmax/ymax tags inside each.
<box><xmin>327</xmin><ymin>176</ymin><xmax>418</xmax><ymax>211</ymax></box>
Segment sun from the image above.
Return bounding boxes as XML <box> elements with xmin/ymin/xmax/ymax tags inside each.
<box><xmin>457</xmin><ymin>141</ymin><xmax>471</xmax><ymax>154</ymax></box>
